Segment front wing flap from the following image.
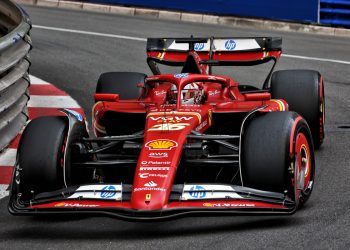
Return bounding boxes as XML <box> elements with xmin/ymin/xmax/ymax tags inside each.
<box><xmin>9</xmin><ymin>184</ymin><xmax>296</xmax><ymax>221</ymax></box>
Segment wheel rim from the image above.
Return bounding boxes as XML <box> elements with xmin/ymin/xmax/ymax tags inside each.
<box><xmin>294</xmin><ymin>132</ymin><xmax>312</xmax><ymax>200</ymax></box>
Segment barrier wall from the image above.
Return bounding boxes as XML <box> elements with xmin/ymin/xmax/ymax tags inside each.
<box><xmin>320</xmin><ymin>0</ymin><xmax>350</xmax><ymax>28</ymax></box>
<box><xmin>0</xmin><ymin>0</ymin><xmax>32</xmax><ymax>151</ymax></box>
<box><xmin>84</xmin><ymin>0</ymin><xmax>320</xmax><ymax>22</ymax></box>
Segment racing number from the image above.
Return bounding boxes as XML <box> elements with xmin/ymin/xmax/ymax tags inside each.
<box><xmin>148</xmin><ymin>123</ymin><xmax>190</xmax><ymax>131</ymax></box>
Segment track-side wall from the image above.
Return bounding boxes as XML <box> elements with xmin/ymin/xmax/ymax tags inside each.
<box><xmin>0</xmin><ymin>0</ymin><xmax>32</xmax><ymax>151</ymax></box>
<box><xmin>320</xmin><ymin>0</ymin><xmax>350</xmax><ymax>27</ymax></box>
<box><xmin>84</xmin><ymin>0</ymin><xmax>320</xmax><ymax>23</ymax></box>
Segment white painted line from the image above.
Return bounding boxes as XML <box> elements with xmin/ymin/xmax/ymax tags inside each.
<box><xmin>283</xmin><ymin>54</ymin><xmax>350</xmax><ymax>65</ymax></box>
<box><xmin>33</xmin><ymin>24</ymin><xmax>350</xmax><ymax>65</ymax></box>
<box><xmin>0</xmin><ymin>185</ymin><xmax>9</xmax><ymax>199</ymax></box>
<box><xmin>33</xmin><ymin>25</ymin><xmax>147</xmax><ymax>42</ymax></box>
<box><xmin>0</xmin><ymin>149</ymin><xmax>17</xmax><ymax>167</ymax></box>
<box><xmin>28</xmin><ymin>95</ymin><xmax>80</xmax><ymax>108</ymax></box>
<box><xmin>29</xmin><ymin>75</ymin><xmax>50</xmax><ymax>85</ymax></box>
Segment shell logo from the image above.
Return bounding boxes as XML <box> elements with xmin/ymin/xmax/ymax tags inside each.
<box><xmin>55</xmin><ymin>202</ymin><xmax>66</xmax><ymax>207</ymax></box>
<box><xmin>203</xmin><ymin>203</ymin><xmax>214</xmax><ymax>207</ymax></box>
<box><xmin>145</xmin><ymin>139</ymin><xmax>178</xmax><ymax>150</ymax></box>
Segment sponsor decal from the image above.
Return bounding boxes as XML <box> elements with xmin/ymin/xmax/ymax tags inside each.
<box><xmin>140</xmin><ymin>167</ymin><xmax>170</xmax><ymax>171</ymax></box>
<box><xmin>184</xmin><ymin>184</ymin><xmax>235</xmax><ymax>191</ymax></box>
<box><xmin>181</xmin><ymin>184</ymin><xmax>242</xmax><ymax>200</ymax></box>
<box><xmin>145</xmin><ymin>139</ymin><xmax>178</xmax><ymax>150</ymax></box>
<box><xmin>100</xmin><ymin>185</ymin><xmax>116</xmax><ymax>199</ymax></box>
<box><xmin>207</xmin><ymin>76</ymin><xmax>218</xmax><ymax>81</ymax></box>
<box><xmin>189</xmin><ymin>185</ymin><xmax>206</xmax><ymax>198</ymax></box>
<box><xmin>225</xmin><ymin>39</ymin><xmax>236</xmax><ymax>51</ymax></box>
<box><xmin>270</xmin><ymin>99</ymin><xmax>286</xmax><ymax>111</ymax></box>
<box><xmin>139</xmin><ymin>173</ymin><xmax>168</xmax><ymax>179</ymax></box>
<box><xmin>195</xmin><ymin>119</ymin><xmax>208</xmax><ymax>131</ymax></box>
<box><xmin>144</xmin><ymin>181</ymin><xmax>157</xmax><ymax>187</ymax></box>
<box><xmin>147</xmin><ymin>112</ymin><xmax>201</xmax><ymax>123</ymax></box>
<box><xmin>194</xmin><ymin>43</ymin><xmax>205</xmax><ymax>51</ymax></box>
<box><xmin>134</xmin><ymin>187</ymin><xmax>166</xmax><ymax>192</ymax></box>
<box><xmin>67</xmin><ymin>184</ymin><xmax>122</xmax><ymax>200</ymax></box>
<box><xmin>141</xmin><ymin>161</ymin><xmax>171</xmax><ymax>166</ymax></box>
<box><xmin>202</xmin><ymin>203</ymin><xmax>255</xmax><ymax>207</ymax></box>
<box><xmin>156</xmin><ymin>52</ymin><xmax>165</xmax><ymax>60</ymax></box>
<box><xmin>174</xmin><ymin>73</ymin><xmax>189</xmax><ymax>78</ymax></box>
<box><xmin>148</xmin><ymin>123</ymin><xmax>190</xmax><ymax>131</ymax></box>
<box><xmin>149</xmin><ymin>152</ymin><xmax>168</xmax><ymax>158</ymax></box>
<box><xmin>154</xmin><ymin>90</ymin><xmax>167</xmax><ymax>96</ymax></box>
<box><xmin>208</xmin><ymin>90</ymin><xmax>221</xmax><ymax>96</ymax></box>
<box><xmin>55</xmin><ymin>202</ymin><xmax>99</xmax><ymax>208</ymax></box>
<box><xmin>147</xmin><ymin>76</ymin><xmax>160</xmax><ymax>81</ymax></box>
<box><xmin>149</xmin><ymin>116</ymin><xmax>193</xmax><ymax>122</ymax></box>
<box><xmin>208</xmin><ymin>109</ymin><xmax>213</xmax><ymax>126</ymax></box>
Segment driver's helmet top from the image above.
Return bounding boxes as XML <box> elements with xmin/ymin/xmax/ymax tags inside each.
<box><xmin>171</xmin><ymin>82</ymin><xmax>203</xmax><ymax>104</ymax></box>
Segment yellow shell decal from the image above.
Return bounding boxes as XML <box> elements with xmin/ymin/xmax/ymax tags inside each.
<box><xmin>208</xmin><ymin>109</ymin><xmax>212</xmax><ymax>126</ymax></box>
<box><xmin>145</xmin><ymin>139</ymin><xmax>178</xmax><ymax>150</ymax></box>
<box><xmin>203</xmin><ymin>203</ymin><xmax>214</xmax><ymax>207</ymax></box>
<box><xmin>55</xmin><ymin>202</ymin><xmax>66</xmax><ymax>207</ymax></box>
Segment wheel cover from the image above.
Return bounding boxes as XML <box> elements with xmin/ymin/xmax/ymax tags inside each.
<box><xmin>294</xmin><ymin>133</ymin><xmax>312</xmax><ymax>199</ymax></box>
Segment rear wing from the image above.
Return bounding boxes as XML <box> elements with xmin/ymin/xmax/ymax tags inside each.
<box><xmin>146</xmin><ymin>37</ymin><xmax>282</xmax><ymax>88</ymax></box>
<box><xmin>146</xmin><ymin>37</ymin><xmax>282</xmax><ymax>66</ymax></box>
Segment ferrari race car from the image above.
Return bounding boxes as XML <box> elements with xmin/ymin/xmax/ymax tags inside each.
<box><xmin>9</xmin><ymin>37</ymin><xmax>325</xmax><ymax>220</ymax></box>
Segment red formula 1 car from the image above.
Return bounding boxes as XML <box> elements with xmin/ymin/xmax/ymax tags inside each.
<box><xmin>9</xmin><ymin>37</ymin><xmax>325</xmax><ymax>220</ymax></box>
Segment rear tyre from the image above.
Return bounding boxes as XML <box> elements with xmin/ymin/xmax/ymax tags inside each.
<box><xmin>242</xmin><ymin>112</ymin><xmax>315</xmax><ymax>206</ymax></box>
<box><xmin>271</xmin><ymin>70</ymin><xmax>325</xmax><ymax>148</ymax></box>
<box><xmin>96</xmin><ymin>72</ymin><xmax>147</xmax><ymax>100</ymax></box>
<box><xmin>18</xmin><ymin>116</ymin><xmax>68</xmax><ymax>199</ymax></box>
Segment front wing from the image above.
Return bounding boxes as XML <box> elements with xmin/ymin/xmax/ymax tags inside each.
<box><xmin>9</xmin><ymin>184</ymin><xmax>296</xmax><ymax>221</ymax></box>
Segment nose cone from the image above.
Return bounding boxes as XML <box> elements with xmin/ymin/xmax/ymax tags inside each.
<box><xmin>131</xmin><ymin>179</ymin><xmax>170</xmax><ymax>210</ymax></box>
<box><xmin>130</xmin><ymin>160</ymin><xmax>177</xmax><ymax>210</ymax></box>
<box><xmin>131</xmin><ymin>111</ymin><xmax>201</xmax><ymax>210</ymax></box>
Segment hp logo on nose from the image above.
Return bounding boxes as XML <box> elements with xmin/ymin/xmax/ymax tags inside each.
<box><xmin>225</xmin><ymin>39</ymin><xmax>236</xmax><ymax>50</ymax></box>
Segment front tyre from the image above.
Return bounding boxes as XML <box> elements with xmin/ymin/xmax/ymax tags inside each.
<box><xmin>242</xmin><ymin>112</ymin><xmax>315</xmax><ymax>207</ymax></box>
<box><xmin>17</xmin><ymin>116</ymin><xmax>68</xmax><ymax>200</ymax></box>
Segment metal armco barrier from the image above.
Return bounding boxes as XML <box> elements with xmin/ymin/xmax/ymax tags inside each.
<box><xmin>0</xmin><ymin>0</ymin><xmax>32</xmax><ymax>151</ymax></box>
<box><xmin>84</xmin><ymin>0</ymin><xmax>319</xmax><ymax>22</ymax></box>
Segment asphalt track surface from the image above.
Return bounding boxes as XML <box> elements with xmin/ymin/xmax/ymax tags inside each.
<box><xmin>1</xmin><ymin>5</ymin><xmax>350</xmax><ymax>250</ymax></box>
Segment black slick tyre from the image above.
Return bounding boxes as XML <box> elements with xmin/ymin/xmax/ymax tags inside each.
<box><xmin>96</xmin><ymin>72</ymin><xmax>147</xmax><ymax>100</ymax></box>
<box><xmin>241</xmin><ymin>111</ymin><xmax>315</xmax><ymax>206</ymax></box>
<box><xmin>17</xmin><ymin>116</ymin><xmax>68</xmax><ymax>199</ymax></box>
<box><xmin>271</xmin><ymin>70</ymin><xmax>325</xmax><ymax>148</ymax></box>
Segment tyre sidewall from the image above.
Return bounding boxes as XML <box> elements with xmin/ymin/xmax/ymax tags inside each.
<box><xmin>18</xmin><ymin>117</ymin><xmax>68</xmax><ymax>198</ymax></box>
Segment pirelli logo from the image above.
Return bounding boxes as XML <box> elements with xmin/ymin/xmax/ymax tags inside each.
<box><xmin>140</xmin><ymin>167</ymin><xmax>170</xmax><ymax>171</ymax></box>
